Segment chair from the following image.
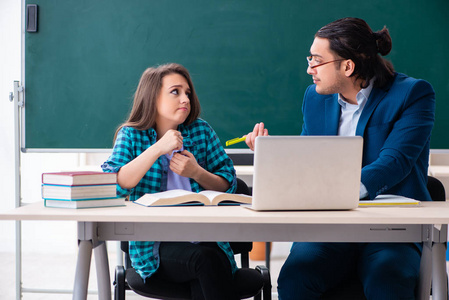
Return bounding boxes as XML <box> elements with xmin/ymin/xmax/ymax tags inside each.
<box><xmin>114</xmin><ymin>178</ymin><xmax>272</xmax><ymax>300</ymax></box>
<box><xmin>427</xmin><ymin>175</ymin><xmax>446</xmax><ymax>201</ymax></box>
<box><xmin>321</xmin><ymin>175</ymin><xmax>447</xmax><ymax>300</ymax></box>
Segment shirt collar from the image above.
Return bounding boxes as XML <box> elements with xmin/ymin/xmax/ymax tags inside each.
<box><xmin>178</xmin><ymin>123</ymin><xmax>193</xmax><ymax>147</ymax></box>
<box><xmin>337</xmin><ymin>79</ymin><xmax>374</xmax><ymax>109</ymax></box>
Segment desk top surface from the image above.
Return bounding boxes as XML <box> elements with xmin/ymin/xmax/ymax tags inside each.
<box><xmin>1</xmin><ymin>201</ymin><xmax>449</xmax><ymax>225</ymax></box>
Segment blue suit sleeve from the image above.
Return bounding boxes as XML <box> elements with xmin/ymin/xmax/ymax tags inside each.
<box><xmin>361</xmin><ymin>79</ymin><xmax>435</xmax><ymax>199</ymax></box>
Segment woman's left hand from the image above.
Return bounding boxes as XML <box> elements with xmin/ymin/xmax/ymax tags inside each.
<box><xmin>170</xmin><ymin>150</ymin><xmax>200</xmax><ymax>179</ymax></box>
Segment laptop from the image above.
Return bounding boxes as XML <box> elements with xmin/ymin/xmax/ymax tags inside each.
<box><xmin>249</xmin><ymin>136</ymin><xmax>363</xmax><ymax>211</ymax></box>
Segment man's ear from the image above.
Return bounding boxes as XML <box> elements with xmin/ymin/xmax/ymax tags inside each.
<box><xmin>343</xmin><ymin>59</ymin><xmax>355</xmax><ymax>77</ymax></box>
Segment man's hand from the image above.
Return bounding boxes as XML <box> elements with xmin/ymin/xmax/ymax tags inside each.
<box><xmin>245</xmin><ymin>122</ymin><xmax>269</xmax><ymax>151</ymax></box>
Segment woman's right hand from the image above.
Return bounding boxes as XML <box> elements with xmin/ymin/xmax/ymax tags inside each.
<box><xmin>245</xmin><ymin>122</ymin><xmax>269</xmax><ymax>151</ymax></box>
<box><xmin>117</xmin><ymin>129</ymin><xmax>184</xmax><ymax>189</ymax></box>
<box><xmin>155</xmin><ymin>129</ymin><xmax>184</xmax><ymax>155</ymax></box>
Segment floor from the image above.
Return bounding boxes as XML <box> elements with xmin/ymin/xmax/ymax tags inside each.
<box><xmin>1</xmin><ymin>241</ymin><xmax>447</xmax><ymax>300</ymax></box>
<box><xmin>0</xmin><ymin>242</ymin><xmax>289</xmax><ymax>300</ymax></box>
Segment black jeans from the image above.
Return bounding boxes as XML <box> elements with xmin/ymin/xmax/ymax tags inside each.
<box><xmin>153</xmin><ymin>242</ymin><xmax>239</xmax><ymax>300</ymax></box>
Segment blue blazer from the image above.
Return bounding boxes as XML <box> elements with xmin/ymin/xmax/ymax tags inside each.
<box><xmin>301</xmin><ymin>73</ymin><xmax>435</xmax><ymax>200</ymax></box>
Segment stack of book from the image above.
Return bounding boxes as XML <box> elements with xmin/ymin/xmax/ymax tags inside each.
<box><xmin>41</xmin><ymin>171</ymin><xmax>125</xmax><ymax>208</ymax></box>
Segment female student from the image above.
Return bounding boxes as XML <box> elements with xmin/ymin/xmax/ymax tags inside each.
<box><xmin>101</xmin><ymin>63</ymin><xmax>239</xmax><ymax>300</ymax></box>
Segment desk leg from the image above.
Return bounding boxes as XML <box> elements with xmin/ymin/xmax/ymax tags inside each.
<box><xmin>432</xmin><ymin>242</ymin><xmax>448</xmax><ymax>300</ymax></box>
<box><xmin>73</xmin><ymin>240</ymin><xmax>93</xmax><ymax>300</ymax></box>
<box><xmin>94</xmin><ymin>241</ymin><xmax>112</xmax><ymax>300</ymax></box>
<box><xmin>417</xmin><ymin>242</ymin><xmax>432</xmax><ymax>300</ymax></box>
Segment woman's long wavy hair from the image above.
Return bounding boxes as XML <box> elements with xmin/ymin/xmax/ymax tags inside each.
<box><xmin>114</xmin><ymin>63</ymin><xmax>201</xmax><ymax>142</ymax></box>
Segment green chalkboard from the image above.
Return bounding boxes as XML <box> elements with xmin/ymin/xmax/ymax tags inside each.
<box><xmin>24</xmin><ymin>0</ymin><xmax>449</xmax><ymax>150</ymax></box>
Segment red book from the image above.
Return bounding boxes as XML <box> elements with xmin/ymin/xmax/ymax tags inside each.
<box><xmin>42</xmin><ymin>171</ymin><xmax>117</xmax><ymax>186</ymax></box>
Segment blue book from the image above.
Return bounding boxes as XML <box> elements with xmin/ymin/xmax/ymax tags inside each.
<box><xmin>44</xmin><ymin>197</ymin><xmax>125</xmax><ymax>209</ymax></box>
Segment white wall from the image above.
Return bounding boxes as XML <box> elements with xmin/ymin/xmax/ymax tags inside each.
<box><xmin>0</xmin><ymin>0</ymin><xmax>111</xmax><ymax>254</ymax></box>
<box><xmin>0</xmin><ymin>0</ymin><xmax>22</xmax><ymax>252</ymax></box>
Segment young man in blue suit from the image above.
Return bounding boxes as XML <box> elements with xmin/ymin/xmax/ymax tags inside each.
<box><xmin>245</xmin><ymin>17</ymin><xmax>435</xmax><ymax>299</ymax></box>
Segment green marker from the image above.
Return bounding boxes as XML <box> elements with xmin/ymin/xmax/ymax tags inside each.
<box><xmin>226</xmin><ymin>136</ymin><xmax>246</xmax><ymax>147</ymax></box>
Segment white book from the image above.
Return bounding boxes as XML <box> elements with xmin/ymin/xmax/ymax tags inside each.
<box><xmin>42</xmin><ymin>184</ymin><xmax>117</xmax><ymax>200</ymax></box>
<box><xmin>359</xmin><ymin>194</ymin><xmax>421</xmax><ymax>207</ymax></box>
<box><xmin>134</xmin><ymin>190</ymin><xmax>252</xmax><ymax>207</ymax></box>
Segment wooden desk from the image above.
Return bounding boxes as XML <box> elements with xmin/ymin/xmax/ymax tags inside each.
<box><xmin>1</xmin><ymin>201</ymin><xmax>449</xmax><ymax>300</ymax></box>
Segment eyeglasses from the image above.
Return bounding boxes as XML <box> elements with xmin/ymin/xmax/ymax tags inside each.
<box><xmin>307</xmin><ymin>56</ymin><xmax>345</xmax><ymax>69</ymax></box>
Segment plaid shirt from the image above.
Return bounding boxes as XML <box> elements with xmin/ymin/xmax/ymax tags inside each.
<box><xmin>102</xmin><ymin>118</ymin><xmax>237</xmax><ymax>281</ymax></box>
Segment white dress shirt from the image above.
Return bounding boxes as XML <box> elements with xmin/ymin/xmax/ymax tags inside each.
<box><xmin>337</xmin><ymin>81</ymin><xmax>373</xmax><ymax>198</ymax></box>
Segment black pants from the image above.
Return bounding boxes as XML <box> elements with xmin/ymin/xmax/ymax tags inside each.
<box><xmin>153</xmin><ymin>242</ymin><xmax>239</xmax><ymax>300</ymax></box>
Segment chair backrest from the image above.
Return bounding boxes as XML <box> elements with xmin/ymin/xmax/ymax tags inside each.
<box><xmin>427</xmin><ymin>176</ymin><xmax>446</xmax><ymax>201</ymax></box>
<box><xmin>235</xmin><ymin>177</ymin><xmax>250</xmax><ymax>195</ymax></box>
